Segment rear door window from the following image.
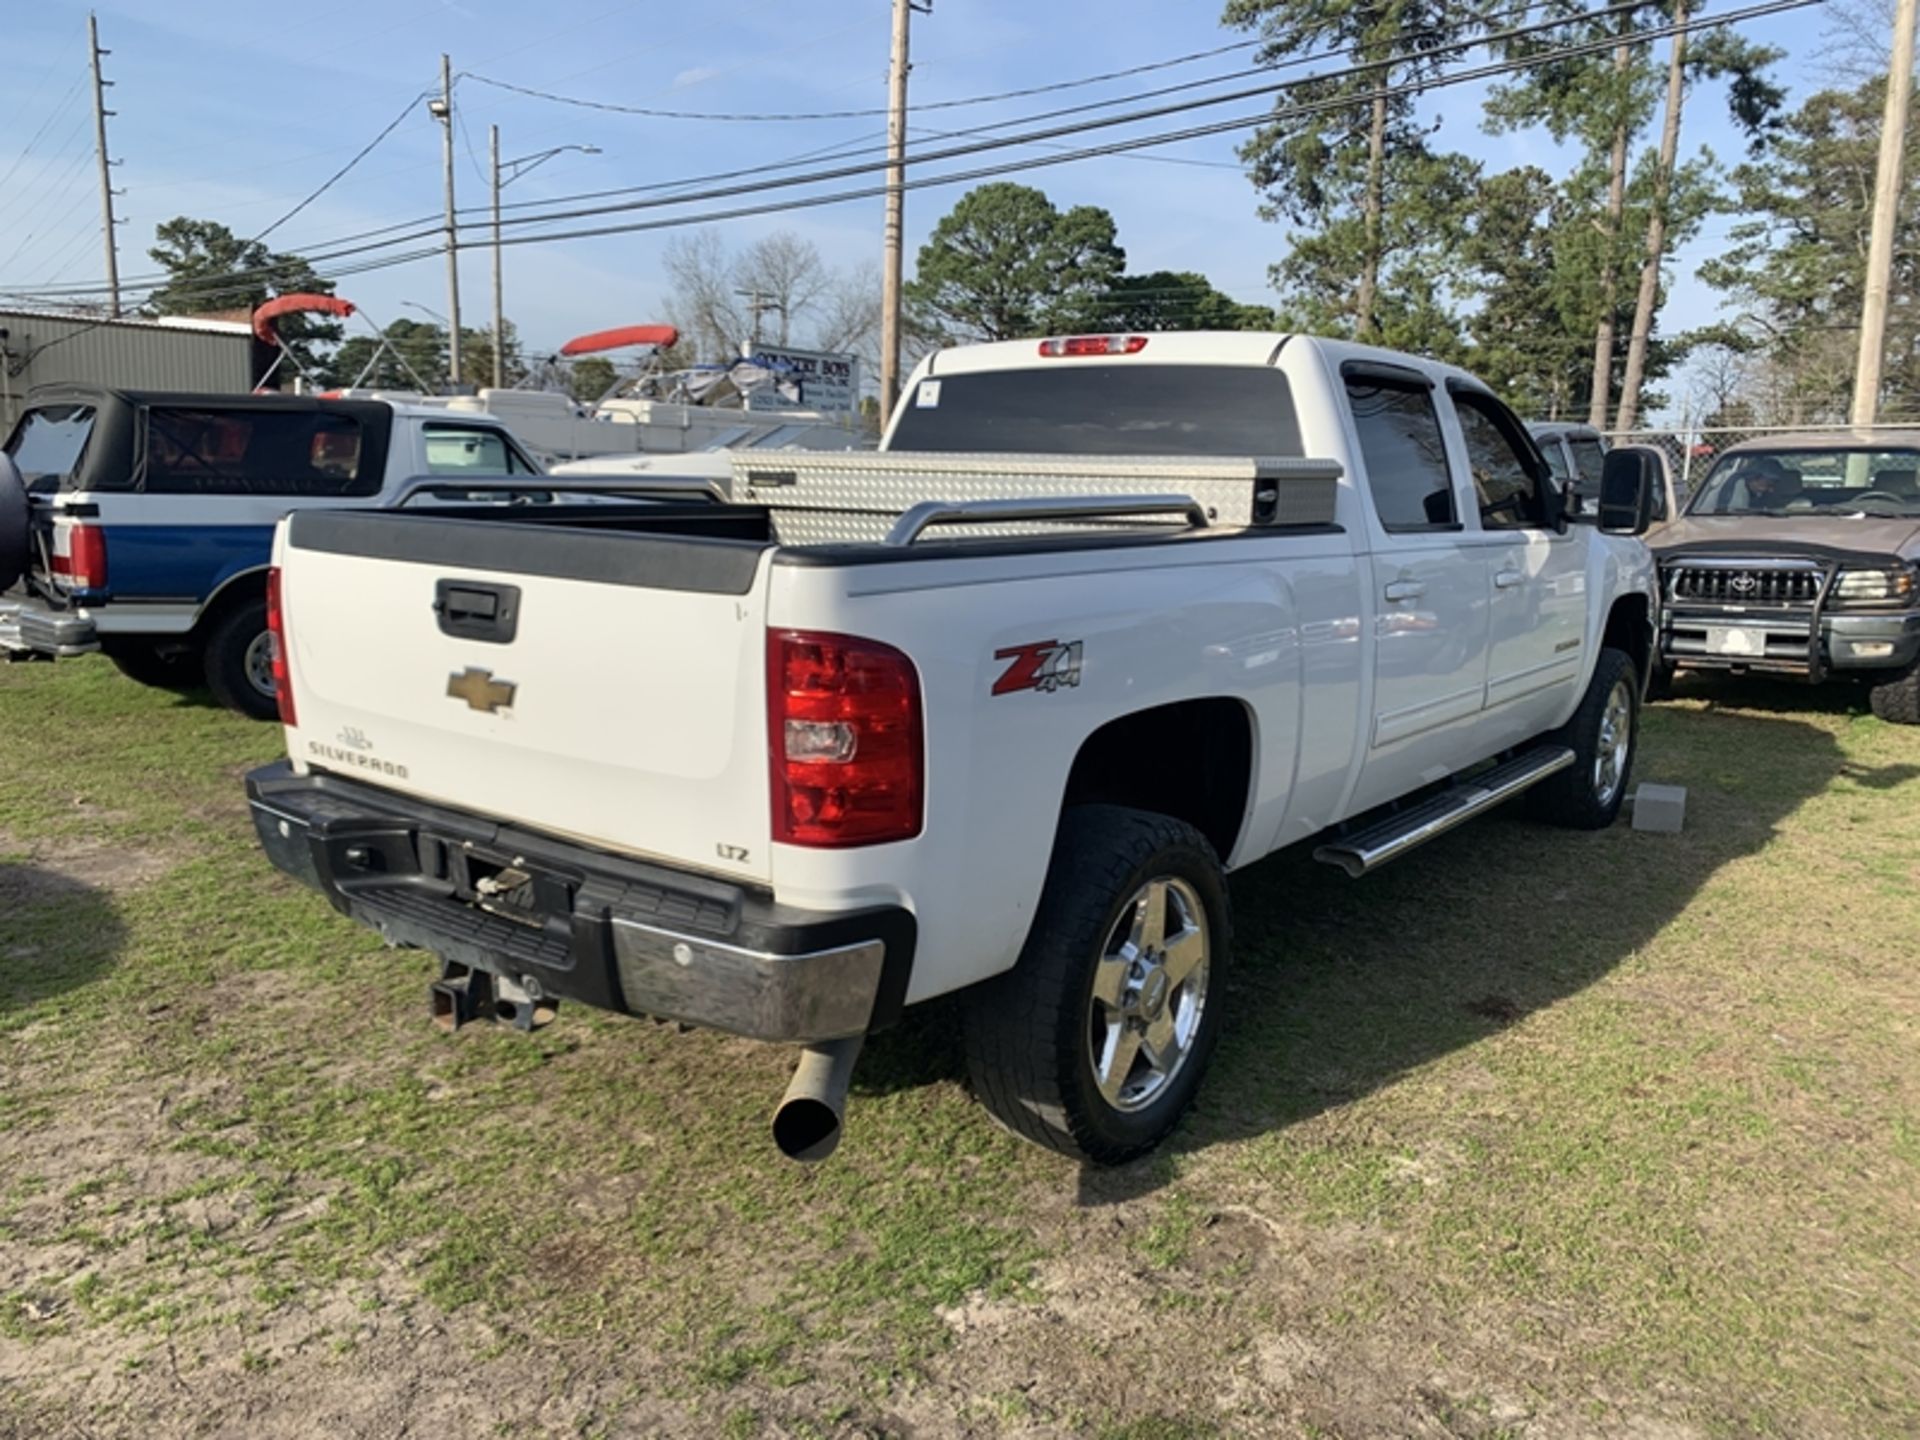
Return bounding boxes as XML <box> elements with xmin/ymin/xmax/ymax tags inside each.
<box><xmin>5</xmin><ymin>405</ymin><xmax>97</xmax><ymax>493</ymax></box>
<box><xmin>144</xmin><ymin>408</ymin><xmax>377</xmax><ymax>496</ymax></box>
<box><xmin>423</xmin><ymin>425</ymin><xmax>539</xmax><ymax>475</ymax></box>
<box><xmin>1343</xmin><ymin>376</ymin><xmax>1457</xmax><ymax>531</ymax></box>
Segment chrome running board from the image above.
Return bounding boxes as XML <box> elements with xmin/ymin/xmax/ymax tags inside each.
<box><xmin>1312</xmin><ymin>745</ymin><xmax>1577</xmax><ymax>878</ymax></box>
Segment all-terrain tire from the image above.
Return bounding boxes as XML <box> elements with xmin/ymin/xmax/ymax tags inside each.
<box><xmin>1526</xmin><ymin>646</ymin><xmax>1640</xmax><ymax>830</ymax></box>
<box><xmin>1868</xmin><ymin>656</ymin><xmax>1920</xmax><ymax>725</ymax></box>
<box><xmin>106</xmin><ymin>641</ymin><xmax>203</xmax><ymax>692</ymax></box>
<box><xmin>201</xmin><ymin>598</ymin><xmax>278</xmax><ymax>720</ymax></box>
<box><xmin>963</xmin><ymin>804</ymin><xmax>1231</xmax><ymax>1165</ymax></box>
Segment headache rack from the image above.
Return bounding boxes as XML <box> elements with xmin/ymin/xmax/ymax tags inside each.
<box><xmin>724</xmin><ymin>451</ymin><xmax>1344</xmax><ymax>546</ymax></box>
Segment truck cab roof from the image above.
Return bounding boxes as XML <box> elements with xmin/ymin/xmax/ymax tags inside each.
<box><xmin>912</xmin><ymin>331</ymin><xmax>1492</xmax><ymax>391</ymax></box>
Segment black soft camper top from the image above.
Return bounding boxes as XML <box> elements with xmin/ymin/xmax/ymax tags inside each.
<box><xmin>6</xmin><ymin>384</ymin><xmax>395</xmax><ymax>494</ymax></box>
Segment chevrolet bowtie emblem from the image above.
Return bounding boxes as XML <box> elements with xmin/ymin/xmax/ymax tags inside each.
<box><xmin>446</xmin><ymin>666</ymin><xmax>517</xmax><ymax>714</ymax></box>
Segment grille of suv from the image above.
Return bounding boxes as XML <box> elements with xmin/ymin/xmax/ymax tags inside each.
<box><xmin>1667</xmin><ymin>565</ymin><xmax>1822</xmax><ymax>606</ymax></box>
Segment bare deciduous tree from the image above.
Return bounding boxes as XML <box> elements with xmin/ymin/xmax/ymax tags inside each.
<box><xmin>662</xmin><ymin>229</ymin><xmax>864</xmax><ymax>360</ymax></box>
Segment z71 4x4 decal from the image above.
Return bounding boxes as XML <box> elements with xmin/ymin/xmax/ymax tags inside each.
<box><xmin>992</xmin><ymin>639</ymin><xmax>1084</xmax><ymax>696</ymax></box>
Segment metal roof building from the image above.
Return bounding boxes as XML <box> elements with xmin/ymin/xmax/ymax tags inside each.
<box><xmin>0</xmin><ymin>308</ymin><xmax>266</xmax><ymax>431</ymax></box>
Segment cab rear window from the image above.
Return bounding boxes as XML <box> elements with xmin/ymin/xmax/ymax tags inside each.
<box><xmin>5</xmin><ymin>405</ymin><xmax>97</xmax><ymax>493</ymax></box>
<box><xmin>887</xmin><ymin>365</ymin><xmax>1303</xmax><ymax>457</ymax></box>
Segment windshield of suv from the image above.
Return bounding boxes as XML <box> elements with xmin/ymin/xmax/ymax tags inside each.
<box><xmin>1687</xmin><ymin>446</ymin><xmax>1920</xmax><ymax>518</ymax></box>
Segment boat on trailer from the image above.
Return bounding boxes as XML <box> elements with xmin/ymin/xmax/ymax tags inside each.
<box><xmin>325</xmin><ymin>322</ymin><xmax>866</xmax><ymax>467</ymax></box>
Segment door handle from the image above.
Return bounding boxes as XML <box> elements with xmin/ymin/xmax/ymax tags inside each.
<box><xmin>1494</xmin><ymin>568</ymin><xmax>1525</xmax><ymax>590</ymax></box>
<box><xmin>1383</xmin><ymin>580</ymin><xmax>1427</xmax><ymax>602</ymax></box>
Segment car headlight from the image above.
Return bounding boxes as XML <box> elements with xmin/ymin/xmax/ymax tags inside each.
<box><xmin>1831</xmin><ymin>564</ymin><xmax>1918</xmax><ymax>606</ymax></box>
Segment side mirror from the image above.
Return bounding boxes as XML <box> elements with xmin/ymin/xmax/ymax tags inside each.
<box><xmin>1599</xmin><ymin>447</ymin><xmax>1659</xmax><ymax>536</ymax></box>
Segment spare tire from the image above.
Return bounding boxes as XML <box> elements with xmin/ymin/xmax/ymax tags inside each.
<box><xmin>0</xmin><ymin>453</ymin><xmax>29</xmax><ymax>594</ymax></box>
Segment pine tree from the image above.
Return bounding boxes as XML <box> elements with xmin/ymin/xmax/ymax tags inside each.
<box><xmin>1225</xmin><ymin>0</ymin><xmax>1485</xmax><ymax>350</ymax></box>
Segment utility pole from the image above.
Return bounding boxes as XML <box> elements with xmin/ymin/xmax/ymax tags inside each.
<box><xmin>436</xmin><ymin>54</ymin><xmax>463</xmax><ymax>387</ymax></box>
<box><xmin>1615</xmin><ymin>0</ymin><xmax>1688</xmax><ymax>434</ymax></box>
<box><xmin>736</xmin><ymin>288</ymin><xmax>784</xmax><ymax>349</ymax></box>
<box><xmin>87</xmin><ymin>13</ymin><xmax>121</xmax><ymax>318</ymax></box>
<box><xmin>1852</xmin><ymin>0</ymin><xmax>1919</xmax><ymax>425</ymax></box>
<box><xmin>490</xmin><ymin>124</ymin><xmax>504</xmax><ymax>389</ymax></box>
<box><xmin>879</xmin><ymin>0</ymin><xmax>924</xmax><ymax>417</ymax></box>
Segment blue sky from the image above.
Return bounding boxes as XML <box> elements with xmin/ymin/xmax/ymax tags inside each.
<box><xmin>0</xmin><ymin>0</ymin><xmax>1835</xmax><ymax>372</ymax></box>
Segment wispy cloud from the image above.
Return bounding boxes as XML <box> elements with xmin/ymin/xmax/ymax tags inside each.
<box><xmin>672</xmin><ymin>66</ymin><xmax>721</xmax><ymax>90</ymax></box>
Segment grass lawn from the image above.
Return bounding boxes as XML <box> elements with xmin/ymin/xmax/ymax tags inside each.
<box><xmin>1</xmin><ymin>656</ymin><xmax>1916</xmax><ymax>1438</ymax></box>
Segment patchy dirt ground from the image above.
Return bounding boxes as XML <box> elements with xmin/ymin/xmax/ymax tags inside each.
<box><xmin>3</xmin><ymin>660</ymin><xmax>1918</xmax><ymax>1439</ymax></box>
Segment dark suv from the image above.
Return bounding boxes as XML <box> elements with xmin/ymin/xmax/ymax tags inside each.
<box><xmin>1650</xmin><ymin>429</ymin><xmax>1920</xmax><ymax>721</ymax></box>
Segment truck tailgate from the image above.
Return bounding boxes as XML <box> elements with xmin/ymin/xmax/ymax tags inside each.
<box><xmin>277</xmin><ymin>509</ymin><xmax>775</xmax><ymax>883</ymax></box>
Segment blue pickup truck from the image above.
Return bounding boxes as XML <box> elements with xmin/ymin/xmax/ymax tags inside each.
<box><xmin>0</xmin><ymin>385</ymin><xmax>541</xmax><ymax>717</ymax></box>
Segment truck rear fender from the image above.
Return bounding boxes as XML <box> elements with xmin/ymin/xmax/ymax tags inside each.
<box><xmin>1060</xmin><ymin>698</ymin><xmax>1255</xmax><ymax>865</ymax></box>
<box><xmin>194</xmin><ymin>563</ymin><xmax>270</xmax><ymax>631</ymax></box>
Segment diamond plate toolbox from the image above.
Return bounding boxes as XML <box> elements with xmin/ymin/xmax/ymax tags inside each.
<box><xmin>726</xmin><ymin>451</ymin><xmax>1343</xmax><ymax>545</ymax></box>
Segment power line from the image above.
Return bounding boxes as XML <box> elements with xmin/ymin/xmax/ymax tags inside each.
<box><xmin>909</xmin><ymin>122</ymin><xmax>1245</xmax><ymax>174</ymax></box>
<box><xmin>0</xmin><ymin>0</ymin><xmax>1813</xmax><ymax>310</ymax></box>
<box><xmin>0</xmin><ymin>0</ymin><xmax>1597</xmax><ymax>294</ymax></box>
<box><xmin>39</xmin><ymin>223</ymin><xmax>106</xmax><ymax>287</ymax></box>
<box><xmin>460</xmin><ymin>35</ymin><xmax>1267</xmax><ymax>122</ymax></box>
<box><xmin>434</xmin><ymin>0</ymin><xmax>1633</xmax><ymax>230</ymax></box>
<box><xmin>462</xmin><ymin>0</ymin><xmax>1731</xmax><ymax>239</ymax></box>
<box><xmin>0</xmin><ymin>129</ymin><xmax>96</xmax><ymax>276</ymax></box>
<box><xmin>0</xmin><ymin>78</ymin><xmax>85</xmax><ymax>197</ymax></box>
<box><xmin>470</xmin><ymin>0</ymin><xmax>1819</xmax><ymax>253</ymax></box>
<box><xmin>248</xmin><ymin>88</ymin><xmax>432</xmax><ymax>245</ymax></box>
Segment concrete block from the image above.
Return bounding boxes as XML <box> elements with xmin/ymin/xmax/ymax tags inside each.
<box><xmin>1630</xmin><ymin>783</ymin><xmax>1687</xmax><ymax>834</ymax></box>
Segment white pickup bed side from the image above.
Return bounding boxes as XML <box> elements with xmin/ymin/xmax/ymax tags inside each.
<box><xmin>763</xmin><ymin>530</ymin><xmax>1364</xmax><ymax>1004</ymax></box>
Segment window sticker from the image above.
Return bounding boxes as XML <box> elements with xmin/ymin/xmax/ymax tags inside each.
<box><xmin>915</xmin><ymin>380</ymin><xmax>942</xmax><ymax>409</ymax></box>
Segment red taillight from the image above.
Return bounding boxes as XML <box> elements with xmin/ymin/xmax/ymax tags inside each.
<box><xmin>266</xmin><ymin>566</ymin><xmax>297</xmax><ymax>727</ymax></box>
<box><xmin>51</xmin><ymin>524</ymin><xmax>108</xmax><ymax>589</ymax></box>
<box><xmin>1037</xmin><ymin>334</ymin><xmax>1148</xmax><ymax>357</ymax></box>
<box><xmin>768</xmin><ymin>630</ymin><xmax>923</xmax><ymax>848</ymax></box>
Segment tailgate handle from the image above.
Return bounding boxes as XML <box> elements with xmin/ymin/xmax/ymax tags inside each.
<box><xmin>433</xmin><ymin>579</ymin><xmax>520</xmax><ymax>644</ymax></box>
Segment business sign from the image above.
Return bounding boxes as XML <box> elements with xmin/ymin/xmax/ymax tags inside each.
<box><xmin>740</xmin><ymin>343</ymin><xmax>860</xmax><ymax>415</ymax></box>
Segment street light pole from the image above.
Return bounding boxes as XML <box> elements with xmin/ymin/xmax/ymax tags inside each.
<box><xmin>491</xmin><ymin>124</ymin><xmax>504</xmax><ymax>389</ymax></box>
<box><xmin>437</xmin><ymin>54</ymin><xmax>463</xmax><ymax>387</ymax></box>
<box><xmin>489</xmin><ymin>142</ymin><xmax>598</xmax><ymax>388</ymax></box>
<box><xmin>1852</xmin><ymin>0</ymin><xmax>1919</xmax><ymax>425</ymax></box>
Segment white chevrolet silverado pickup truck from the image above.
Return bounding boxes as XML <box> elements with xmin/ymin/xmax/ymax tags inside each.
<box><xmin>244</xmin><ymin>332</ymin><xmax>1662</xmax><ymax>1165</ymax></box>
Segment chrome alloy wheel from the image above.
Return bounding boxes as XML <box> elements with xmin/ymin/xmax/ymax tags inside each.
<box><xmin>245</xmin><ymin>630</ymin><xmax>278</xmax><ymax>699</ymax></box>
<box><xmin>1086</xmin><ymin>876</ymin><xmax>1211</xmax><ymax>1113</ymax></box>
<box><xmin>1593</xmin><ymin>678</ymin><xmax>1633</xmax><ymax>807</ymax></box>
